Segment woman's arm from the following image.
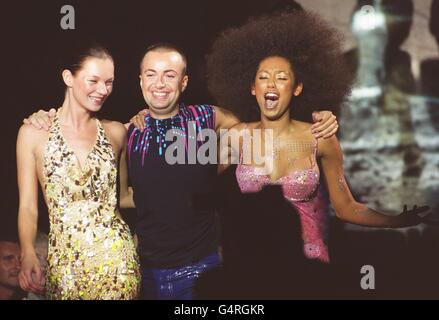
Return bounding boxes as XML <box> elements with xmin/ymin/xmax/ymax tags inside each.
<box><xmin>16</xmin><ymin>125</ymin><xmax>44</xmax><ymax>293</ymax></box>
<box><xmin>104</xmin><ymin>120</ymin><xmax>135</xmax><ymax>209</ymax></box>
<box><xmin>119</xmin><ymin>141</ymin><xmax>135</xmax><ymax>209</ymax></box>
<box><xmin>319</xmin><ymin>135</ymin><xmax>424</xmax><ymax>228</ymax></box>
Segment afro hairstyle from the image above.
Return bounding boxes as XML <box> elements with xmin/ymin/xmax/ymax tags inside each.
<box><xmin>206</xmin><ymin>11</ymin><xmax>352</xmax><ymax>122</ymax></box>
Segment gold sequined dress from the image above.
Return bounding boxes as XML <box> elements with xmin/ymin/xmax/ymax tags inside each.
<box><xmin>43</xmin><ymin>111</ymin><xmax>140</xmax><ymax>299</ymax></box>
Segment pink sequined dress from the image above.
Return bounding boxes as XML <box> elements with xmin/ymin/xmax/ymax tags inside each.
<box><xmin>235</xmin><ymin>139</ymin><xmax>330</xmax><ymax>263</ymax></box>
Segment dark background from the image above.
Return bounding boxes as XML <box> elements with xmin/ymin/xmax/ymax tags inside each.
<box><xmin>1</xmin><ymin>0</ymin><xmax>289</xmax><ymax>235</ymax></box>
<box><xmin>1</xmin><ymin>1</ymin><xmax>439</xmax><ymax>298</ymax></box>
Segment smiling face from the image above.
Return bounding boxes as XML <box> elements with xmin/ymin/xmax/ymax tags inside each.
<box><xmin>252</xmin><ymin>56</ymin><xmax>303</xmax><ymax>121</ymax></box>
<box><xmin>63</xmin><ymin>57</ymin><xmax>114</xmax><ymax>113</ymax></box>
<box><xmin>139</xmin><ymin>50</ymin><xmax>188</xmax><ymax>119</ymax></box>
<box><xmin>0</xmin><ymin>242</ymin><xmax>20</xmax><ymax>289</ymax></box>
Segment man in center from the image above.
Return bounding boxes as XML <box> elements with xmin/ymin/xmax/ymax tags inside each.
<box><xmin>25</xmin><ymin>43</ymin><xmax>338</xmax><ymax>300</ymax></box>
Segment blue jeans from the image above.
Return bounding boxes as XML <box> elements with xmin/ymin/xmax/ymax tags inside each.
<box><xmin>140</xmin><ymin>252</ymin><xmax>221</xmax><ymax>300</ymax></box>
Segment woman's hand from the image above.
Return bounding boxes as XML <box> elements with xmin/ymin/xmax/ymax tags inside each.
<box><xmin>397</xmin><ymin>204</ymin><xmax>431</xmax><ymax>227</ymax></box>
<box><xmin>129</xmin><ymin>109</ymin><xmax>149</xmax><ymax>131</ymax></box>
<box><xmin>19</xmin><ymin>253</ymin><xmax>45</xmax><ymax>294</ymax></box>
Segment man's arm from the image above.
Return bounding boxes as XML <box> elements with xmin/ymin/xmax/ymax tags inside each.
<box><xmin>127</xmin><ymin>105</ymin><xmax>340</xmax><ymax>139</ymax></box>
<box><xmin>214</xmin><ymin>106</ymin><xmax>339</xmax><ymax>139</ymax></box>
<box><xmin>212</xmin><ymin>106</ymin><xmax>241</xmax><ymax>133</ymax></box>
<box><xmin>24</xmin><ymin>107</ymin><xmax>137</xmax><ymax>131</ymax></box>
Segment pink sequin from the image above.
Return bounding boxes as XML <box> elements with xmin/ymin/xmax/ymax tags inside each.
<box><xmin>236</xmin><ymin>140</ymin><xmax>329</xmax><ymax>263</ymax></box>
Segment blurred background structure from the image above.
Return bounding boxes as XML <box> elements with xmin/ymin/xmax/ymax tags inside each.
<box><xmin>1</xmin><ymin>0</ymin><xmax>438</xmax><ymax>298</ymax></box>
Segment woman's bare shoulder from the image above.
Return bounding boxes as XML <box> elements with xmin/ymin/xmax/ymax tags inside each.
<box><xmin>17</xmin><ymin>124</ymin><xmax>49</xmax><ymax>146</ymax></box>
<box><xmin>100</xmin><ymin>119</ymin><xmax>127</xmax><ymax>150</ymax></box>
<box><xmin>291</xmin><ymin>119</ymin><xmax>313</xmax><ymax>131</ymax></box>
<box><xmin>229</xmin><ymin>121</ymin><xmax>260</xmax><ymax>133</ymax></box>
<box><xmin>101</xmin><ymin>119</ymin><xmax>126</xmax><ymax>133</ymax></box>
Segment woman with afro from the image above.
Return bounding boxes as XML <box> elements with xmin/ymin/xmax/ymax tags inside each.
<box><xmin>207</xmin><ymin>11</ymin><xmax>429</xmax><ymax>263</ymax></box>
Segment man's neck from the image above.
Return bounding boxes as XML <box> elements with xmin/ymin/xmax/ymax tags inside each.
<box><xmin>149</xmin><ymin>104</ymin><xmax>181</xmax><ymax>120</ymax></box>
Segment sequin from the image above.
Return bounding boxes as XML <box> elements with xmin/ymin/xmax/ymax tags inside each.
<box><xmin>236</xmin><ymin>139</ymin><xmax>329</xmax><ymax>263</ymax></box>
<box><xmin>127</xmin><ymin>103</ymin><xmax>215</xmax><ymax>166</ymax></box>
<box><xmin>43</xmin><ymin>110</ymin><xmax>140</xmax><ymax>299</ymax></box>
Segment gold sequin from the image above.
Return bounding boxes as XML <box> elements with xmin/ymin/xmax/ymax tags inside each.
<box><xmin>43</xmin><ymin>110</ymin><xmax>140</xmax><ymax>300</ymax></box>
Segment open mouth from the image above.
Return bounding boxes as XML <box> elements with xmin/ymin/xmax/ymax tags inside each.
<box><xmin>152</xmin><ymin>91</ymin><xmax>169</xmax><ymax>100</ymax></box>
<box><xmin>264</xmin><ymin>92</ymin><xmax>279</xmax><ymax>109</ymax></box>
<box><xmin>89</xmin><ymin>96</ymin><xmax>105</xmax><ymax>105</ymax></box>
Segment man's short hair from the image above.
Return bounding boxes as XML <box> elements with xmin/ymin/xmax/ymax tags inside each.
<box><xmin>140</xmin><ymin>42</ymin><xmax>188</xmax><ymax>75</ymax></box>
<box><xmin>35</xmin><ymin>232</ymin><xmax>48</xmax><ymax>248</ymax></box>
